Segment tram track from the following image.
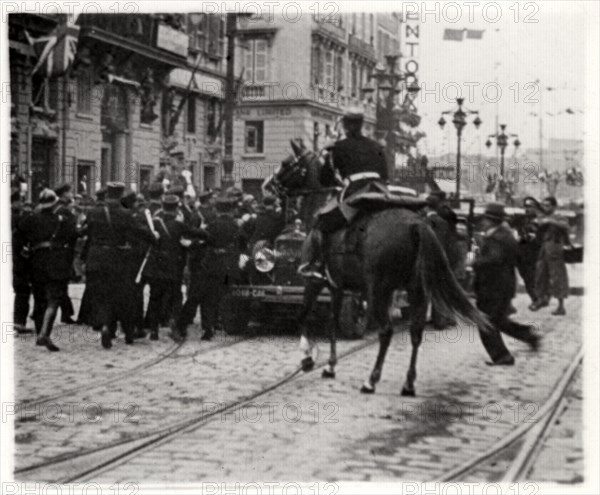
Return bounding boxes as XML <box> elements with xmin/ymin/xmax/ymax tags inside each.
<box><xmin>16</xmin><ymin>328</ymin><xmax>389</xmax><ymax>481</ymax></box>
<box><xmin>438</xmin><ymin>346</ymin><xmax>583</xmax><ymax>482</ymax></box>
<box><xmin>15</xmin><ymin>334</ymin><xmax>249</xmax><ymax>412</ymax></box>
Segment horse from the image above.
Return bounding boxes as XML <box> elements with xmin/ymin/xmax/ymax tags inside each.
<box><xmin>271</xmin><ymin>139</ymin><xmax>492</xmax><ymax>396</ymax></box>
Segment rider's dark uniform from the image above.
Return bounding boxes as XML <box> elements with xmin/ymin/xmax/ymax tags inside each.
<box><xmin>332</xmin><ymin>132</ymin><xmax>388</xmax><ymax>200</ymax></box>
<box><xmin>300</xmin><ymin>109</ymin><xmax>388</xmax><ymax>279</ymax></box>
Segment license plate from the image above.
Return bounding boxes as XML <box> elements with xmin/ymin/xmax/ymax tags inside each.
<box><xmin>232</xmin><ymin>288</ymin><xmax>266</xmax><ymax>298</ymax></box>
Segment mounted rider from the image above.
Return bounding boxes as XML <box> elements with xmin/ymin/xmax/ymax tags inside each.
<box><xmin>298</xmin><ymin>107</ymin><xmax>388</xmax><ymax>280</ymax></box>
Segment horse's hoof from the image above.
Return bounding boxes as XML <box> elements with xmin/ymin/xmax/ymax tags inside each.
<box><xmin>322</xmin><ymin>369</ymin><xmax>336</xmax><ymax>379</ymax></box>
<box><xmin>301</xmin><ymin>356</ymin><xmax>315</xmax><ymax>372</ymax></box>
<box><xmin>360</xmin><ymin>383</ymin><xmax>375</xmax><ymax>394</ymax></box>
<box><xmin>401</xmin><ymin>386</ymin><xmax>416</xmax><ymax>397</ymax></box>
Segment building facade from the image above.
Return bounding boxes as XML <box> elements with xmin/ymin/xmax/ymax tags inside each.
<box><xmin>9</xmin><ymin>13</ymin><xmax>227</xmax><ymax>201</ymax></box>
<box><xmin>231</xmin><ymin>12</ymin><xmax>404</xmax><ymax>197</ymax></box>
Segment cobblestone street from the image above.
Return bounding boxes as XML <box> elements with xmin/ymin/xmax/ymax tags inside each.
<box><xmin>12</xmin><ymin>278</ymin><xmax>583</xmax><ymax>484</ymax></box>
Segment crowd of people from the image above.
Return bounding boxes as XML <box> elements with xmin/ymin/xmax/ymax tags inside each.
<box><xmin>11</xmin><ymin>181</ymin><xmax>286</xmax><ymax>352</ymax></box>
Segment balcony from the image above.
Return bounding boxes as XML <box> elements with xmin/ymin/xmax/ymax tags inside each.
<box><xmin>312</xmin><ymin>17</ymin><xmax>346</xmax><ymax>45</ymax></box>
<box><xmin>348</xmin><ymin>34</ymin><xmax>376</xmax><ymax>62</ymax></box>
<box><xmin>78</xmin><ymin>15</ymin><xmax>188</xmax><ymax>66</ymax></box>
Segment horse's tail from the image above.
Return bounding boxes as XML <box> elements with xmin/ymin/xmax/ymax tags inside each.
<box><xmin>413</xmin><ymin>222</ymin><xmax>492</xmax><ymax>333</ymax></box>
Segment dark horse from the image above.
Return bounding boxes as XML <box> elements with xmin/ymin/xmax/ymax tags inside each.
<box><xmin>272</xmin><ymin>139</ymin><xmax>492</xmax><ymax>396</ymax></box>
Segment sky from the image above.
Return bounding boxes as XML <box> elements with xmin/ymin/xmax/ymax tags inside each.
<box><xmin>408</xmin><ymin>2</ymin><xmax>588</xmax><ymax>159</ymax></box>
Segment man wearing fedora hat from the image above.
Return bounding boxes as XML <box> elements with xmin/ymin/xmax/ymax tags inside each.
<box><xmin>19</xmin><ymin>189</ymin><xmax>79</xmax><ymax>351</ymax></box>
<box><xmin>471</xmin><ymin>203</ymin><xmax>540</xmax><ymax>365</ymax></box>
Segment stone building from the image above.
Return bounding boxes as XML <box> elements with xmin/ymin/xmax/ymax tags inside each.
<box><xmin>231</xmin><ymin>12</ymin><xmax>404</xmax><ymax>198</ymax></box>
<box><xmin>9</xmin><ymin>13</ymin><xmax>227</xmax><ymax>201</ymax></box>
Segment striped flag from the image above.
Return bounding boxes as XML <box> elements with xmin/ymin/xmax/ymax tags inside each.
<box><xmin>25</xmin><ymin>17</ymin><xmax>80</xmax><ymax>78</ymax></box>
<box><xmin>443</xmin><ymin>29</ymin><xmax>465</xmax><ymax>41</ymax></box>
<box><xmin>466</xmin><ymin>29</ymin><xmax>484</xmax><ymax>39</ymax></box>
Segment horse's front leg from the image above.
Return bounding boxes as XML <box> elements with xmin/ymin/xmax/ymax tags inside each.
<box><xmin>299</xmin><ymin>280</ymin><xmax>325</xmax><ymax>371</ymax></box>
<box><xmin>322</xmin><ymin>289</ymin><xmax>342</xmax><ymax>378</ymax></box>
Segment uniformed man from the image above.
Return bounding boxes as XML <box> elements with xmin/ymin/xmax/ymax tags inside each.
<box><xmin>197</xmin><ymin>190</ymin><xmax>217</xmax><ymax>225</ymax></box>
<box><xmin>175</xmin><ymin>195</ymin><xmax>243</xmax><ymax>341</ymax></box>
<box><xmin>145</xmin><ymin>195</ymin><xmax>209</xmax><ymax>341</ymax></box>
<box><xmin>147</xmin><ymin>182</ymin><xmax>164</xmax><ymax>215</ymax></box>
<box><xmin>19</xmin><ymin>189</ymin><xmax>79</xmax><ymax>351</ymax></box>
<box><xmin>85</xmin><ymin>182</ymin><xmax>156</xmax><ymax>349</ymax></box>
<box><xmin>470</xmin><ymin>203</ymin><xmax>540</xmax><ymax>365</ymax></box>
<box><xmin>12</xmin><ymin>189</ymin><xmax>34</xmax><ymax>333</ymax></box>
<box><xmin>77</xmin><ymin>188</ymin><xmax>106</xmax><ymax>326</ymax></box>
<box><xmin>299</xmin><ymin>108</ymin><xmax>388</xmax><ymax>279</ymax></box>
<box><xmin>54</xmin><ymin>183</ymin><xmax>77</xmax><ymax>324</ymax></box>
<box><xmin>249</xmin><ymin>196</ymin><xmax>285</xmax><ymax>247</ymax></box>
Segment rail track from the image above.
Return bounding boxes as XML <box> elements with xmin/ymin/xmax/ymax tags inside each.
<box><xmin>438</xmin><ymin>347</ymin><xmax>583</xmax><ymax>482</ymax></box>
<box><xmin>16</xmin><ymin>328</ymin><xmax>389</xmax><ymax>481</ymax></box>
<box><xmin>15</xmin><ymin>334</ymin><xmax>250</xmax><ymax>412</ymax></box>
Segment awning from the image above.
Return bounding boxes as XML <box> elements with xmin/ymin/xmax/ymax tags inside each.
<box><xmin>168</xmin><ymin>68</ymin><xmax>224</xmax><ymax>98</ymax></box>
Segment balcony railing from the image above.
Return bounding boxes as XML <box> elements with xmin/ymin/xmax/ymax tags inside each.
<box><xmin>348</xmin><ymin>33</ymin><xmax>376</xmax><ymax>61</ymax></box>
<box><xmin>312</xmin><ymin>16</ymin><xmax>346</xmax><ymax>43</ymax></box>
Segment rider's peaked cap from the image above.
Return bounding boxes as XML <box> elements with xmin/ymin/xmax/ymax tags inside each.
<box><xmin>342</xmin><ymin>107</ymin><xmax>364</xmax><ymax>121</ymax></box>
<box><xmin>106</xmin><ymin>182</ymin><xmax>125</xmax><ymax>199</ymax></box>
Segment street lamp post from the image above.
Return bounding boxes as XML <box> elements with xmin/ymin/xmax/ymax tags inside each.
<box><xmin>361</xmin><ymin>55</ymin><xmax>420</xmax><ymax>181</ymax></box>
<box><xmin>438</xmin><ymin>98</ymin><xmax>481</xmax><ymax>200</ymax></box>
<box><xmin>485</xmin><ymin>124</ymin><xmax>521</xmax><ymax>178</ymax></box>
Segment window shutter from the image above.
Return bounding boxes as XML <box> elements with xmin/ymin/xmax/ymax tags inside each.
<box><xmin>245</xmin><ymin>40</ymin><xmax>254</xmax><ymax>82</ymax></box>
<box><xmin>254</xmin><ymin>39</ymin><xmax>268</xmax><ymax>82</ymax></box>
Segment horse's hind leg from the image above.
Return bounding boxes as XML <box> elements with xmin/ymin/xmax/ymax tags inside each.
<box><xmin>299</xmin><ymin>280</ymin><xmax>325</xmax><ymax>371</ymax></box>
<box><xmin>323</xmin><ymin>289</ymin><xmax>342</xmax><ymax>378</ymax></box>
<box><xmin>360</xmin><ymin>284</ymin><xmax>393</xmax><ymax>394</ymax></box>
<box><xmin>401</xmin><ymin>287</ymin><xmax>428</xmax><ymax>397</ymax></box>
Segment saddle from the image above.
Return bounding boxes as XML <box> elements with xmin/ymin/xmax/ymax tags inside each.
<box><xmin>318</xmin><ymin>182</ymin><xmax>426</xmax><ymax>234</ymax></box>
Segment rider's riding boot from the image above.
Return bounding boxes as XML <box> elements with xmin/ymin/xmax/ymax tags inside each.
<box><xmin>298</xmin><ymin>229</ymin><xmax>327</xmax><ymax>281</ymax></box>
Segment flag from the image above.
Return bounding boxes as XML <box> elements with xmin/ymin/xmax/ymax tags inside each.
<box><xmin>443</xmin><ymin>29</ymin><xmax>465</xmax><ymax>41</ymax></box>
<box><xmin>26</xmin><ymin>18</ymin><xmax>80</xmax><ymax>78</ymax></box>
<box><xmin>466</xmin><ymin>29</ymin><xmax>484</xmax><ymax>39</ymax></box>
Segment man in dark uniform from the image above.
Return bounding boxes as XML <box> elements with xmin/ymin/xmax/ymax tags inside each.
<box><xmin>85</xmin><ymin>182</ymin><xmax>156</xmax><ymax>349</ymax></box>
<box><xmin>175</xmin><ymin>195</ymin><xmax>242</xmax><ymax>341</ymax></box>
<box><xmin>249</xmin><ymin>196</ymin><xmax>285</xmax><ymax>247</ymax></box>
<box><xmin>147</xmin><ymin>182</ymin><xmax>164</xmax><ymax>215</ymax></box>
<box><xmin>12</xmin><ymin>189</ymin><xmax>34</xmax><ymax>333</ymax></box>
<box><xmin>77</xmin><ymin>187</ymin><xmax>107</xmax><ymax>326</ymax></box>
<box><xmin>19</xmin><ymin>189</ymin><xmax>79</xmax><ymax>351</ymax></box>
<box><xmin>471</xmin><ymin>203</ymin><xmax>540</xmax><ymax>365</ymax></box>
<box><xmin>299</xmin><ymin>108</ymin><xmax>388</xmax><ymax>279</ymax></box>
<box><xmin>145</xmin><ymin>195</ymin><xmax>209</xmax><ymax>341</ymax></box>
<box><xmin>198</xmin><ymin>190</ymin><xmax>217</xmax><ymax>225</ymax></box>
<box><xmin>54</xmin><ymin>183</ymin><xmax>77</xmax><ymax>324</ymax></box>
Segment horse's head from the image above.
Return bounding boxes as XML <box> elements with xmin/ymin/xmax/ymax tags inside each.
<box><xmin>270</xmin><ymin>139</ymin><xmax>318</xmax><ymax>195</ymax></box>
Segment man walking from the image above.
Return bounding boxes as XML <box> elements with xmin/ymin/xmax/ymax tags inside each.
<box><xmin>471</xmin><ymin>203</ymin><xmax>540</xmax><ymax>365</ymax></box>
